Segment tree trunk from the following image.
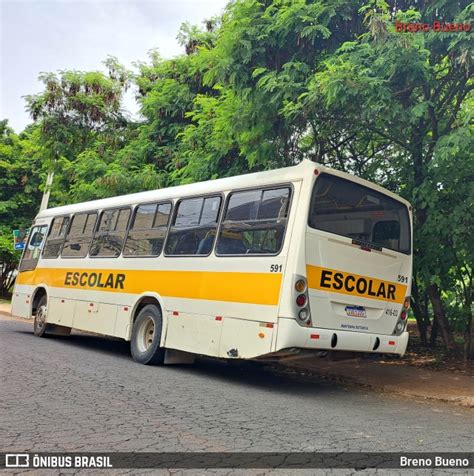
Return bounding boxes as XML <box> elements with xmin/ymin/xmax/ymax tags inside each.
<box><xmin>429</xmin><ymin>318</ymin><xmax>438</xmax><ymax>347</ymax></box>
<box><xmin>464</xmin><ymin>306</ymin><xmax>472</xmax><ymax>362</ymax></box>
<box><xmin>410</xmin><ymin>280</ymin><xmax>429</xmax><ymax>344</ymax></box>
<box><xmin>411</xmin><ymin>296</ymin><xmax>428</xmax><ymax>344</ymax></box>
<box><xmin>427</xmin><ymin>283</ymin><xmax>454</xmax><ymax>351</ymax></box>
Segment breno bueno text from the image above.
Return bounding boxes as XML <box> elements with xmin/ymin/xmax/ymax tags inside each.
<box><xmin>400</xmin><ymin>456</ymin><xmax>470</xmax><ymax>468</ymax></box>
<box><xmin>395</xmin><ymin>21</ymin><xmax>471</xmax><ymax>33</ymax></box>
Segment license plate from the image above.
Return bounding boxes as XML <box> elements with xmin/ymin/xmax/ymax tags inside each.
<box><xmin>345</xmin><ymin>305</ymin><xmax>367</xmax><ymax>318</ymax></box>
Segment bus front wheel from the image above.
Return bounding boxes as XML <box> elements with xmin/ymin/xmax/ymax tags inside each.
<box><xmin>33</xmin><ymin>295</ymin><xmax>48</xmax><ymax>337</ymax></box>
<box><xmin>130</xmin><ymin>304</ymin><xmax>165</xmax><ymax>365</ymax></box>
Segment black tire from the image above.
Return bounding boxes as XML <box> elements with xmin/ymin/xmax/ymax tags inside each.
<box><xmin>130</xmin><ymin>304</ymin><xmax>165</xmax><ymax>365</ymax></box>
<box><xmin>33</xmin><ymin>295</ymin><xmax>48</xmax><ymax>337</ymax></box>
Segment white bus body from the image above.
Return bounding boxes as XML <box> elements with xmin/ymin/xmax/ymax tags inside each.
<box><xmin>12</xmin><ymin>160</ymin><xmax>412</xmax><ymax>363</ymax></box>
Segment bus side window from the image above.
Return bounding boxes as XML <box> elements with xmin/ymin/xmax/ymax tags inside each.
<box><xmin>42</xmin><ymin>216</ymin><xmax>70</xmax><ymax>258</ymax></box>
<box><xmin>165</xmin><ymin>196</ymin><xmax>221</xmax><ymax>256</ymax></box>
<box><xmin>124</xmin><ymin>202</ymin><xmax>172</xmax><ymax>257</ymax></box>
<box><xmin>216</xmin><ymin>187</ymin><xmax>291</xmax><ymax>256</ymax></box>
<box><xmin>90</xmin><ymin>208</ymin><xmax>131</xmax><ymax>258</ymax></box>
<box><xmin>62</xmin><ymin>212</ymin><xmax>97</xmax><ymax>258</ymax></box>
<box><xmin>19</xmin><ymin>225</ymin><xmax>48</xmax><ymax>272</ymax></box>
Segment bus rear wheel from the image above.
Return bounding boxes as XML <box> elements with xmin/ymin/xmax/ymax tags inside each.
<box><xmin>130</xmin><ymin>304</ymin><xmax>165</xmax><ymax>365</ymax></box>
<box><xmin>33</xmin><ymin>295</ymin><xmax>48</xmax><ymax>337</ymax></box>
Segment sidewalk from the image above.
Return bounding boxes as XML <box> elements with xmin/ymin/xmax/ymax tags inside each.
<box><xmin>1</xmin><ymin>302</ymin><xmax>472</xmax><ymax>407</ymax></box>
<box><xmin>0</xmin><ymin>301</ymin><xmax>11</xmax><ymax>315</ymax></box>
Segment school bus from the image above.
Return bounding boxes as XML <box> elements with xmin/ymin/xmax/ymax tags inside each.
<box><xmin>12</xmin><ymin>160</ymin><xmax>412</xmax><ymax>364</ymax></box>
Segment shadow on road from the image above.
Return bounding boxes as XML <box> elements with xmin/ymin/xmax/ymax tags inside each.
<box><xmin>14</xmin><ymin>326</ymin><xmax>341</xmax><ymax>396</ymax></box>
<box><xmin>15</xmin><ymin>328</ymin><xmax>131</xmax><ymax>359</ymax></box>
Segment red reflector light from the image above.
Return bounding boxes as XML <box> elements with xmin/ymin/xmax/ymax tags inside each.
<box><xmin>296</xmin><ymin>294</ymin><xmax>306</xmax><ymax>307</ymax></box>
<box><xmin>314</xmin><ymin>169</ymin><xmax>319</xmax><ymax>175</ymax></box>
<box><xmin>172</xmin><ymin>311</ymin><xmax>179</xmax><ymax>316</ymax></box>
<box><xmin>400</xmin><ymin>310</ymin><xmax>407</xmax><ymax>320</ymax></box>
<box><xmin>265</xmin><ymin>323</ymin><xmax>274</xmax><ymax>328</ymax></box>
<box><xmin>310</xmin><ymin>334</ymin><xmax>320</xmax><ymax>339</ymax></box>
<box><xmin>389</xmin><ymin>340</ymin><xmax>396</xmax><ymax>346</ymax></box>
<box><xmin>215</xmin><ymin>316</ymin><xmax>222</xmax><ymax>321</ymax></box>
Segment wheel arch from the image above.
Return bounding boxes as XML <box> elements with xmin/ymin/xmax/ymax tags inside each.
<box><xmin>31</xmin><ymin>285</ymin><xmax>49</xmax><ymax>316</ymax></box>
<box><xmin>128</xmin><ymin>293</ymin><xmax>167</xmax><ymax>344</ymax></box>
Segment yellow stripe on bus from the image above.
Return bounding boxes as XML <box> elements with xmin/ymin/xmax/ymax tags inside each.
<box><xmin>306</xmin><ymin>265</ymin><xmax>407</xmax><ymax>304</ymax></box>
<box><xmin>16</xmin><ymin>268</ymin><xmax>282</xmax><ymax>306</ymax></box>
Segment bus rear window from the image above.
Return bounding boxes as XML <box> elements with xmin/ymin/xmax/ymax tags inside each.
<box><xmin>308</xmin><ymin>174</ymin><xmax>410</xmax><ymax>254</ymax></box>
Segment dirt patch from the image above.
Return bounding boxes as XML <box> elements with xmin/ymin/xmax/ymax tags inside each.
<box><xmin>388</xmin><ymin>322</ymin><xmax>473</xmax><ymax>377</ymax></box>
<box><xmin>283</xmin><ymin>356</ymin><xmax>474</xmax><ymax>408</ymax></box>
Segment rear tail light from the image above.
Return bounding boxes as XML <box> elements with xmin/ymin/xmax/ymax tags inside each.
<box><xmin>298</xmin><ymin>308</ymin><xmax>310</xmax><ymax>321</ymax></box>
<box><xmin>294</xmin><ymin>275</ymin><xmax>311</xmax><ymax>326</ymax></box>
<box><xmin>403</xmin><ymin>297</ymin><xmax>410</xmax><ymax>309</ymax></box>
<box><xmin>393</xmin><ymin>307</ymin><xmax>409</xmax><ymax>335</ymax></box>
<box><xmin>295</xmin><ymin>279</ymin><xmax>306</xmax><ymax>293</ymax></box>
<box><xmin>296</xmin><ymin>294</ymin><xmax>306</xmax><ymax>307</ymax></box>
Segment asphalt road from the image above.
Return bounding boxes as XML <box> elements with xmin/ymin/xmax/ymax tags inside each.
<box><xmin>1</xmin><ymin>317</ymin><xmax>473</xmax><ymax>474</ymax></box>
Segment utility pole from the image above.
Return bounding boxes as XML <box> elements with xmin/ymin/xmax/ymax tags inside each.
<box><xmin>39</xmin><ymin>171</ymin><xmax>54</xmax><ymax>212</ymax></box>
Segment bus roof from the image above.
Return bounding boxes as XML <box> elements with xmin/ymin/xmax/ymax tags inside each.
<box><xmin>35</xmin><ymin>159</ymin><xmax>411</xmax><ymax>219</ymax></box>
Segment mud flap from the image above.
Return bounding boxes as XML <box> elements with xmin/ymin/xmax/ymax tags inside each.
<box><xmin>164</xmin><ymin>349</ymin><xmax>196</xmax><ymax>364</ymax></box>
<box><xmin>47</xmin><ymin>324</ymin><xmax>72</xmax><ymax>336</ymax></box>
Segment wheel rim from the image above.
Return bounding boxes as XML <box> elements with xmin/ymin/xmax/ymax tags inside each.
<box><xmin>36</xmin><ymin>304</ymin><xmax>47</xmax><ymax>331</ymax></box>
<box><xmin>137</xmin><ymin>316</ymin><xmax>155</xmax><ymax>353</ymax></box>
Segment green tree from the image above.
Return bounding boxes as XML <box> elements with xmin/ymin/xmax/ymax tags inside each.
<box><xmin>24</xmin><ymin>57</ymin><xmax>135</xmax><ymax>204</ymax></box>
<box><xmin>0</xmin><ymin>121</ymin><xmax>43</xmax><ymax>295</ymax></box>
<box><xmin>304</xmin><ymin>1</ymin><xmax>473</xmax><ymax>353</ymax></box>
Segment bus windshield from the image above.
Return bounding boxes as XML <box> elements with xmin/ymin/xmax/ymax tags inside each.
<box><xmin>308</xmin><ymin>173</ymin><xmax>411</xmax><ymax>254</ymax></box>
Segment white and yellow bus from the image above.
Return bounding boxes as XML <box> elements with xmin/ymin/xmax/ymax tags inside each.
<box><xmin>12</xmin><ymin>160</ymin><xmax>412</xmax><ymax>364</ymax></box>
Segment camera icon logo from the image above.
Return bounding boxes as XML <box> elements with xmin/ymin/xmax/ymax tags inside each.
<box><xmin>6</xmin><ymin>454</ymin><xmax>30</xmax><ymax>468</ymax></box>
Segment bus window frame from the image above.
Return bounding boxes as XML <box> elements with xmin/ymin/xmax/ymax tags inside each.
<box><xmin>61</xmin><ymin>211</ymin><xmax>99</xmax><ymax>259</ymax></box>
<box><xmin>164</xmin><ymin>192</ymin><xmax>224</xmax><ymax>258</ymax></box>
<box><xmin>41</xmin><ymin>214</ymin><xmax>71</xmax><ymax>259</ymax></box>
<box><xmin>18</xmin><ymin>223</ymin><xmax>49</xmax><ymax>272</ymax></box>
<box><xmin>88</xmin><ymin>206</ymin><xmax>133</xmax><ymax>259</ymax></box>
<box><xmin>215</xmin><ymin>182</ymin><xmax>294</xmax><ymax>258</ymax></box>
<box><xmin>123</xmin><ymin>200</ymin><xmax>173</xmax><ymax>258</ymax></box>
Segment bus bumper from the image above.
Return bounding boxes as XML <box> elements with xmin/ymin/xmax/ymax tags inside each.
<box><xmin>275</xmin><ymin>318</ymin><xmax>409</xmax><ymax>357</ymax></box>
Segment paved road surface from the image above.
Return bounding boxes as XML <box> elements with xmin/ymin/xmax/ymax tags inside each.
<box><xmin>1</xmin><ymin>317</ymin><xmax>472</xmax><ymax>473</ymax></box>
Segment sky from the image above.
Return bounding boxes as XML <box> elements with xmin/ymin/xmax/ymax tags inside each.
<box><xmin>0</xmin><ymin>0</ymin><xmax>229</xmax><ymax>132</ymax></box>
